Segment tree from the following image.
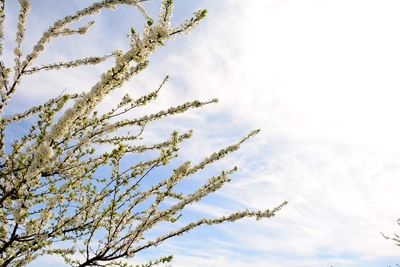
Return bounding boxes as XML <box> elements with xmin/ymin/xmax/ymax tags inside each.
<box><xmin>0</xmin><ymin>0</ymin><xmax>287</xmax><ymax>266</ymax></box>
<box><xmin>383</xmin><ymin>219</ymin><xmax>400</xmax><ymax>248</ymax></box>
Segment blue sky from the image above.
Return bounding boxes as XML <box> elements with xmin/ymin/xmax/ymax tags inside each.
<box><xmin>3</xmin><ymin>0</ymin><xmax>400</xmax><ymax>266</ymax></box>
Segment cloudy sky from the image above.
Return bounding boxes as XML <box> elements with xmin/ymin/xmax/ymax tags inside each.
<box><xmin>4</xmin><ymin>0</ymin><xmax>400</xmax><ymax>266</ymax></box>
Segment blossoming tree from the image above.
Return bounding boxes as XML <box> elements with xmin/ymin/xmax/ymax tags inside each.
<box><xmin>0</xmin><ymin>0</ymin><xmax>287</xmax><ymax>266</ymax></box>
<box><xmin>383</xmin><ymin>219</ymin><xmax>400</xmax><ymax>249</ymax></box>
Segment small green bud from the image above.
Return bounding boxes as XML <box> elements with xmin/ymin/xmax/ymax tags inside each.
<box><xmin>199</xmin><ymin>9</ymin><xmax>207</xmax><ymax>19</ymax></box>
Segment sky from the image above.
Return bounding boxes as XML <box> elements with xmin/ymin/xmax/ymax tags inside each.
<box><xmin>3</xmin><ymin>0</ymin><xmax>400</xmax><ymax>266</ymax></box>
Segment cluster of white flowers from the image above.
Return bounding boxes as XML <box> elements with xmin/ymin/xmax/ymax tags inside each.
<box><xmin>131</xmin><ymin>201</ymin><xmax>288</xmax><ymax>254</ymax></box>
<box><xmin>25</xmin><ymin>52</ymin><xmax>115</xmax><ymax>75</ymax></box>
<box><xmin>12</xmin><ymin>201</ymin><xmax>28</xmax><ymax>224</ymax></box>
<box><xmin>0</xmin><ymin>0</ymin><xmax>5</xmax><ymax>56</ymax></box>
<box><xmin>45</xmin><ymin>58</ymin><xmax>149</xmax><ymax>144</ymax></box>
<box><xmin>25</xmin><ymin>143</ymin><xmax>54</xmax><ymax>182</ymax></box>
<box><xmin>0</xmin><ymin>209</ymin><xmax>7</xmax><ymax>240</ymax></box>
<box><xmin>120</xmin><ymin>94</ymin><xmax>133</xmax><ymax>106</ymax></box>
<box><xmin>14</xmin><ymin>0</ymin><xmax>31</xmax><ymax>73</ymax></box>
<box><xmin>55</xmin><ymin>20</ymin><xmax>95</xmax><ymax>37</ymax></box>
<box><xmin>0</xmin><ymin>65</ymin><xmax>10</xmax><ymax>100</ymax></box>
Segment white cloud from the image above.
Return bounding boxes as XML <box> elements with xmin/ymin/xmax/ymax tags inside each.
<box><xmin>140</xmin><ymin>0</ymin><xmax>400</xmax><ymax>266</ymax></box>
